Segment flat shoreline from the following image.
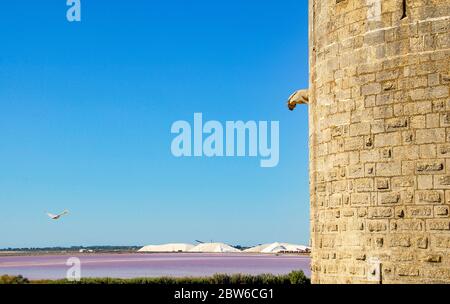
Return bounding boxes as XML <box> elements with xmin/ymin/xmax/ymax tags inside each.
<box><xmin>0</xmin><ymin>250</ymin><xmax>137</xmax><ymax>257</ymax></box>
<box><xmin>0</xmin><ymin>251</ymin><xmax>310</xmax><ymax>257</ymax></box>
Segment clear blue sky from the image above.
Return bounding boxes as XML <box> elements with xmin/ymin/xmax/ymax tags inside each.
<box><xmin>0</xmin><ymin>0</ymin><xmax>310</xmax><ymax>248</ymax></box>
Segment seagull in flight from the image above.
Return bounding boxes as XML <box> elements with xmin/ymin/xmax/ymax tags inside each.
<box><xmin>47</xmin><ymin>210</ymin><xmax>69</xmax><ymax>220</ymax></box>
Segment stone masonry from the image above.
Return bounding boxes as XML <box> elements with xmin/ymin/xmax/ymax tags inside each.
<box><xmin>308</xmin><ymin>0</ymin><xmax>450</xmax><ymax>283</ymax></box>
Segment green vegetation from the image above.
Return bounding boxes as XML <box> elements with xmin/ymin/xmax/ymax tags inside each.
<box><xmin>1</xmin><ymin>271</ymin><xmax>310</xmax><ymax>285</ymax></box>
<box><xmin>0</xmin><ymin>275</ymin><xmax>30</xmax><ymax>284</ymax></box>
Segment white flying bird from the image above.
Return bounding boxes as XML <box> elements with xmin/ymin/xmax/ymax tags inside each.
<box><xmin>47</xmin><ymin>210</ymin><xmax>69</xmax><ymax>220</ymax></box>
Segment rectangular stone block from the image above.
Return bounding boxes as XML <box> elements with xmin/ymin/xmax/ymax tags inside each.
<box><xmin>434</xmin><ymin>175</ymin><xmax>450</xmax><ymax>189</ymax></box>
<box><xmin>368</xmin><ymin>207</ymin><xmax>393</xmax><ymax>219</ymax></box>
<box><xmin>431</xmin><ymin>86</ymin><xmax>449</xmax><ymax>98</ymax></box>
<box><xmin>397</xmin><ymin>266</ymin><xmax>419</xmax><ymax>277</ymax></box>
<box><xmin>376</xmin><ymin>162</ymin><xmax>401</xmax><ymax>176</ymax></box>
<box><xmin>376</xmin><ymin>93</ymin><xmax>393</xmax><ymax>106</ymax></box>
<box><xmin>415</xmin><ymin>190</ymin><xmax>443</xmax><ymax>204</ymax></box>
<box><xmin>352</xmin><ymin>178</ymin><xmax>373</xmax><ymax>192</ymax></box>
<box><xmin>391</xmin><ymin>252</ymin><xmax>415</xmax><ymax>262</ymax></box>
<box><xmin>420</xmin><ymin>144</ymin><xmax>437</xmax><ymax>159</ymax></box>
<box><xmin>332</xmin><ymin>180</ymin><xmax>348</xmax><ymax>193</ymax></box>
<box><xmin>417</xmin><ymin>175</ymin><xmax>433</xmax><ymax>190</ymax></box>
<box><xmin>329</xmin><ymin>194</ymin><xmax>343</xmax><ymax>208</ymax></box>
<box><xmin>348</xmin><ymin>265</ymin><xmax>366</xmax><ymax>276</ymax></box>
<box><xmin>320</xmin><ymin>236</ymin><xmax>336</xmax><ymax>249</ymax></box>
<box><xmin>367</xmin><ymin>220</ymin><xmax>388</xmax><ymax>232</ymax></box>
<box><xmin>410</xmin><ymin>115</ymin><xmax>426</xmax><ymax>128</ymax></box>
<box><xmin>416</xmin><ymin>236</ymin><xmax>429</xmax><ymax>249</ymax></box>
<box><xmin>328</xmin><ymin>112</ymin><xmax>351</xmax><ymax>126</ymax></box>
<box><xmin>403</xmin><ymin>101</ymin><xmax>432</xmax><ymax>115</ymax></box>
<box><xmin>351</xmin><ymin>193</ymin><xmax>370</xmax><ymax>206</ymax></box>
<box><xmin>416</xmin><ymin>129</ymin><xmax>446</xmax><ymax>144</ymax></box>
<box><xmin>422</xmin><ymin>268</ymin><xmax>450</xmax><ymax>281</ymax></box>
<box><xmin>437</xmin><ymin>144</ymin><xmax>450</xmax><ymax>157</ymax></box>
<box><xmin>360</xmin><ymin>150</ymin><xmax>379</xmax><ymax>163</ymax></box>
<box><xmin>381</xmin><ymin>148</ymin><xmax>392</xmax><ymax>159</ymax></box>
<box><xmin>390</xmin><ymin>219</ymin><xmax>424</xmax><ymax>232</ymax></box>
<box><xmin>371</xmin><ymin>120</ymin><xmax>385</xmax><ymax>134</ymax></box>
<box><xmin>374</xmin><ymin>106</ymin><xmax>393</xmax><ymax>119</ymax></box>
<box><xmin>391</xmin><ymin>176</ymin><xmax>414</xmax><ymax>189</ymax></box>
<box><xmin>434</xmin><ymin>235</ymin><xmax>450</xmax><ymax>248</ymax></box>
<box><xmin>331</xmin><ymin>125</ymin><xmax>349</xmax><ymax>137</ymax></box>
<box><xmin>427</xmin><ymin>219</ymin><xmax>450</xmax><ymax>231</ymax></box>
<box><xmin>389</xmin><ymin>235</ymin><xmax>411</xmax><ymax>247</ymax></box>
<box><xmin>376</xmin><ymin>178</ymin><xmax>390</xmax><ymax>190</ymax></box>
<box><xmin>365</xmin><ymin>163</ymin><xmax>375</xmax><ymax>176</ymax></box>
<box><xmin>393</xmin><ymin>146</ymin><xmax>419</xmax><ymax>160</ymax></box>
<box><xmin>332</xmin><ymin>153</ymin><xmax>349</xmax><ymax>166</ymax></box>
<box><xmin>350</xmin><ymin>122</ymin><xmax>371</xmax><ymax>136</ymax></box>
<box><xmin>344</xmin><ymin>137</ymin><xmax>364</xmax><ymax>151</ymax></box>
<box><xmin>422</xmin><ymin>254</ymin><xmax>442</xmax><ymax>263</ymax></box>
<box><xmin>348</xmin><ymin>164</ymin><xmax>364</xmax><ymax>178</ymax></box>
<box><xmin>361</xmin><ymin>83</ymin><xmax>381</xmax><ymax>96</ymax></box>
<box><xmin>416</xmin><ymin>160</ymin><xmax>444</xmax><ymax>173</ymax></box>
<box><xmin>426</xmin><ymin>113</ymin><xmax>440</xmax><ymax>128</ymax></box>
<box><xmin>316</xmin><ymin>183</ymin><xmax>327</xmax><ymax>193</ymax></box>
<box><xmin>379</xmin><ymin>192</ymin><xmax>400</xmax><ymax>205</ymax></box>
<box><xmin>406</xmin><ymin>206</ymin><xmax>433</xmax><ymax>218</ymax></box>
<box><xmin>342</xmin><ymin>209</ymin><xmax>355</xmax><ymax>217</ymax></box>
<box><xmin>385</xmin><ymin>117</ymin><xmax>408</xmax><ymax>132</ymax></box>
<box><xmin>325</xmin><ymin>222</ymin><xmax>339</xmax><ymax>232</ymax></box>
<box><xmin>434</xmin><ymin>205</ymin><xmax>449</xmax><ymax>217</ymax></box>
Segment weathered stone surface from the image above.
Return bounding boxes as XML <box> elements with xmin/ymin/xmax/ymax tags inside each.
<box><xmin>309</xmin><ymin>0</ymin><xmax>450</xmax><ymax>284</ymax></box>
<box><xmin>407</xmin><ymin>206</ymin><xmax>433</xmax><ymax>218</ymax></box>
<box><xmin>416</xmin><ymin>161</ymin><xmax>444</xmax><ymax>173</ymax></box>
<box><xmin>376</xmin><ymin>178</ymin><xmax>389</xmax><ymax>190</ymax></box>
<box><xmin>367</xmin><ymin>220</ymin><xmax>388</xmax><ymax>232</ymax></box>
<box><xmin>434</xmin><ymin>235</ymin><xmax>450</xmax><ymax>248</ymax></box>
<box><xmin>350</xmin><ymin>193</ymin><xmax>370</xmax><ymax>206</ymax></box>
<box><xmin>397</xmin><ymin>266</ymin><xmax>419</xmax><ymax>277</ymax></box>
<box><xmin>379</xmin><ymin>192</ymin><xmax>400</xmax><ymax>205</ymax></box>
<box><xmin>376</xmin><ymin>162</ymin><xmax>402</xmax><ymax>176</ymax></box>
<box><xmin>415</xmin><ymin>191</ymin><xmax>443</xmax><ymax>204</ymax></box>
<box><xmin>422</xmin><ymin>254</ymin><xmax>442</xmax><ymax>263</ymax></box>
<box><xmin>385</xmin><ymin>118</ymin><xmax>408</xmax><ymax>132</ymax></box>
<box><xmin>390</xmin><ymin>219</ymin><xmax>424</xmax><ymax>232</ymax></box>
<box><xmin>368</xmin><ymin>207</ymin><xmax>393</xmax><ymax>219</ymax></box>
<box><xmin>427</xmin><ymin>219</ymin><xmax>450</xmax><ymax>231</ymax></box>
<box><xmin>390</xmin><ymin>235</ymin><xmax>411</xmax><ymax>247</ymax></box>
<box><xmin>435</xmin><ymin>206</ymin><xmax>449</xmax><ymax>217</ymax></box>
<box><xmin>416</xmin><ymin>129</ymin><xmax>446</xmax><ymax>144</ymax></box>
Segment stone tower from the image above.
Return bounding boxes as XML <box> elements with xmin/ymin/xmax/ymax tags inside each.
<box><xmin>308</xmin><ymin>0</ymin><xmax>450</xmax><ymax>283</ymax></box>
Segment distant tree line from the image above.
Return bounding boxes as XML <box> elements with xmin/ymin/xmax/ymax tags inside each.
<box><xmin>0</xmin><ymin>246</ymin><xmax>141</xmax><ymax>252</ymax></box>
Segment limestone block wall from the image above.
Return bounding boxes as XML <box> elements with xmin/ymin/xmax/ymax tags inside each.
<box><xmin>308</xmin><ymin>0</ymin><xmax>450</xmax><ymax>283</ymax></box>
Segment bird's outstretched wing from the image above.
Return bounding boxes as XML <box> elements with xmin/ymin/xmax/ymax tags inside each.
<box><xmin>47</xmin><ymin>210</ymin><xmax>69</xmax><ymax>220</ymax></box>
<box><xmin>47</xmin><ymin>213</ymin><xmax>57</xmax><ymax>219</ymax></box>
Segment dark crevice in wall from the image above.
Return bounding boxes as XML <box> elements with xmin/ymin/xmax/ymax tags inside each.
<box><xmin>401</xmin><ymin>0</ymin><xmax>408</xmax><ymax>19</ymax></box>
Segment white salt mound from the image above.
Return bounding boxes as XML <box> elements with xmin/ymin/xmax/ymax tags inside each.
<box><xmin>138</xmin><ymin>243</ymin><xmax>194</xmax><ymax>253</ymax></box>
<box><xmin>244</xmin><ymin>242</ymin><xmax>310</xmax><ymax>253</ymax></box>
<box><xmin>189</xmin><ymin>242</ymin><xmax>241</xmax><ymax>253</ymax></box>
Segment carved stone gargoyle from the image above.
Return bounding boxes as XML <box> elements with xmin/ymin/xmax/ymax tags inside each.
<box><xmin>287</xmin><ymin>89</ymin><xmax>309</xmax><ymax>111</ymax></box>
